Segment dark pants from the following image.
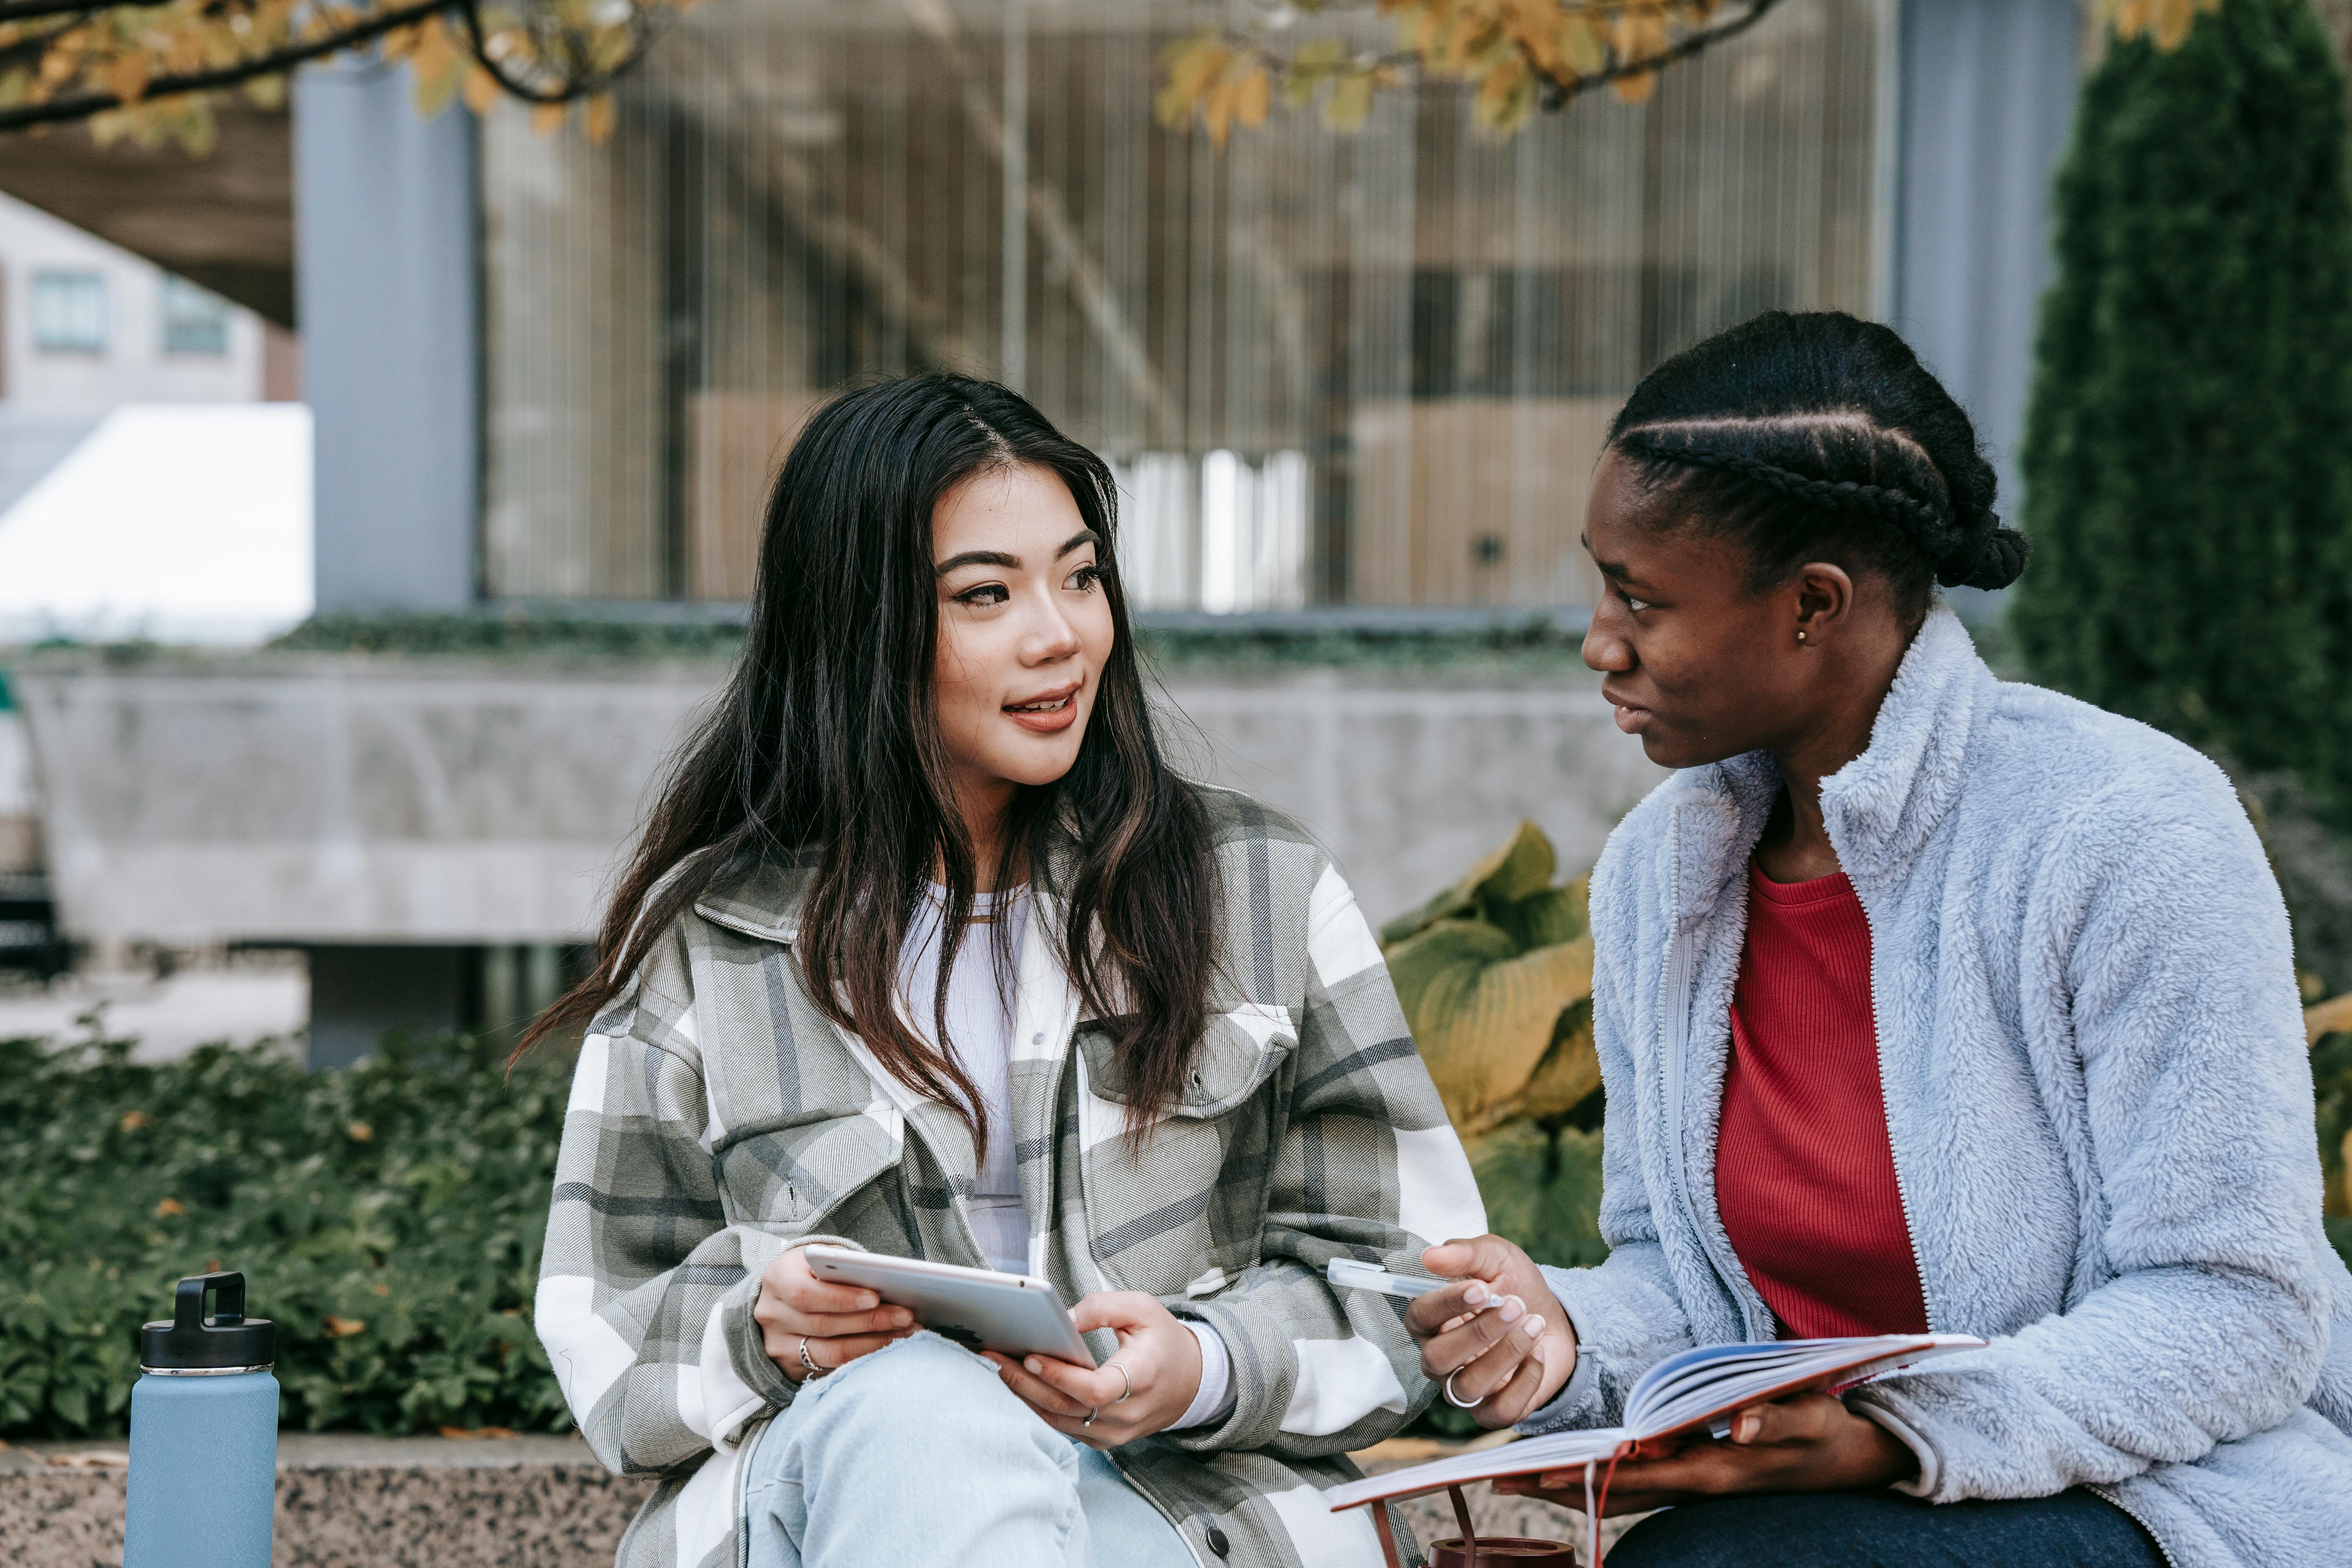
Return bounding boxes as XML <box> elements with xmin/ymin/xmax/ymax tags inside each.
<box><xmin>1606</xmin><ymin>1488</ymin><xmax>2166</xmax><ymax>1567</ymax></box>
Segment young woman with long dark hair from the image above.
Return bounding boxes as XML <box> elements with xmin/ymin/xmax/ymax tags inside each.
<box><xmin>1403</xmin><ymin>312</ymin><xmax>2352</xmax><ymax>1566</ymax></box>
<box><xmin>526</xmin><ymin>374</ymin><xmax>1492</xmax><ymax>1568</ymax></box>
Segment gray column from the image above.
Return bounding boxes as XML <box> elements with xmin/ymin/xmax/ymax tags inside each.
<box><xmin>294</xmin><ymin>60</ymin><xmax>479</xmax><ymax>612</ymax></box>
<box><xmin>1893</xmin><ymin>0</ymin><xmax>2080</xmax><ymax>613</ymax></box>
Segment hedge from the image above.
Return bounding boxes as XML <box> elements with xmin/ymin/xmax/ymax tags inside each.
<box><xmin>0</xmin><ymin>1028</ymin><xmax>572</xmax><ymax>1439</ymax></box>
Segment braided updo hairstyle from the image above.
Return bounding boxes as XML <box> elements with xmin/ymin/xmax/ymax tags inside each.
<box><xmin>1608</xmin><ymin>311</ymin><xmax>2029</xmax><ymax>627</ymax></box>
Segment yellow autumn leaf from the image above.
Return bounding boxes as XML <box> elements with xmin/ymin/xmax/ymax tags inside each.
<box><xmin>1612</xmin><ymin>68</ymin><xmax>1658</xmax><ymax>104</ymax></box>
<box><xmin>412</xmin><ymin>55</ymin><xmax>461</xmax><ymax>120</ymax></box>
<box><xmin>1324</xmin><ymin>69</ymin><xmax>1375</xmax><ymax>131</ymax></box>
<box><xmin>1474</xmin><ymin>58</ymin><xmax>1534</xmax><ymax>133</ymax></box>
<box><xmin>324</xmin><ymin>1315</ymin><xmax>368</xmax><ymax>1338</ymax></box>
<box><xmin>1232</xmin><ymin>62</ymin><xmax>1271</xmax><ymax>130</ymax></box>
<box><xmin>584</xmin><ymin>92</ymin><xmax>617</xmax><ymax>144</ymax></box>
<box><xmin>2152</xmin><ymin>0</ymin><xmax>2200</xmax><ymax>49</ymax></box>
<box><xmin>120</xmin><ymin>1110</ymin><xmax>149</xmax><ymax>1131</ymax></box>
<box><xmin>347</xmin><ymin>1120</ymin><xmax>372</xmax><ymax>1142</ymax></box>
<box><xmin>101</xmin><ymin>54</ymin><xmax>149</xmax><ymax>103</ymax></box>
<box><xmin>1155</xmin><ymin>34</ymin><xmax>1229</xmax><ymax>127</ymax></box>
<box><xmin>1560</xmin><ymin>13</ymin><xmax>1608</xmax><ymax>77</ymax></box>
<box><xmin>1286</xmin><ymin>36</ymin><xmax>1347</xmax><ymax>109</ymax></box>
<box><xmin>1203</xmin><ymin>69</ymin><xmax>1235</xmax><ymax>150</ymax></box>
<box><xmin>152</xmin><ymin>1197</ymin><xmax>187</xmax><ymax>1217</ymax></box>
<box><xmin>531</xmin><ymin>100</ymin><xmax>568</xmax><ymax>135</ymax></box>
<box><xmin>461</xmin><ymin>64</ymin><xmax>500</xmax><ymax>116</ymax></box>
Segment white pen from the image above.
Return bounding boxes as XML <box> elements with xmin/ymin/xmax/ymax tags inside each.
<box><xmin>1325</xmin><ymin>1258</ymin><xmax>1503</xmax><ymax>1309</ymax></box>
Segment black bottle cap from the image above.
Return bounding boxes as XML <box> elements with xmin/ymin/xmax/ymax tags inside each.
<box><xmin>138</xmin><ymin>1272</ymin><xmax>276</xmax><ymax>1372</ymax></box>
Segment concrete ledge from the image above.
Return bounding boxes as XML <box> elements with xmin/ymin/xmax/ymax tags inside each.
<box><xmin>0</xmin><ymin>1435</ymin><xmax>653</xmax><ymax>1568</ymax></box>
<box><xmin>1</xmin><ymin>1432</ymin><xmax>1629</xmax><ymax>1566</ymax></box>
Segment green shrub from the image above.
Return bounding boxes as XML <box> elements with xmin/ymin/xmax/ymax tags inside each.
<box><xmin>0</xmin><ymin>1028</ymin><xmax>573</xmax><ymax>1439</ymax></box>
<box><xmin>2012</xmin><ymin>0</ymin><xmax>2352</xmax><ymax>810</ymax></box>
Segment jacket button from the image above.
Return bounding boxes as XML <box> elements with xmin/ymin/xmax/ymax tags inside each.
<box><xmin>1205</xmin><ymin>1525</ymin><xmax>1230</xmax><ymax>1557</ymax></box>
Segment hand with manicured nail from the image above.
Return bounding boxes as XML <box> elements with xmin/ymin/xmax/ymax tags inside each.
<box><xmin>753</xmin><ymin>1246</ymin><xmax>919</xmax><ymax>1381</ymax></box>
<box><xmin>981</xmin><ymin>1290</ymin><xmax>1201</xmax><ymax>1449</ymax></box>
<box><xmin>1491</xmin><ymin>1391</ymin><xmax>1918</xmax><ymax>1512</ymax></box>
<box><xmin>1406</xmin><ymin>1235</ymin><xmax>1577</xmax><ymax>1428</ymax></box>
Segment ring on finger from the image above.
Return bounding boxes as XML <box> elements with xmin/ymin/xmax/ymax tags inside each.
<box><xmin>797</xmin><ymin>1336</ymin><xmax>824</xmax><ymax>1379</ymax></box>
<box><xmin>1443</xmin><ymin>1368</ymin><xmax>1483</xmax><ymax>1409</ymax></box>
<box><xmin>1083</xmin><ymin>1405</ymin><xmax>1099</xmax><ymax>1427</ymax></box>
<box><xmin>1111</xmin><ymin>1363</ymin><xmax>1133</xmax><ymax>1404</ymax></box>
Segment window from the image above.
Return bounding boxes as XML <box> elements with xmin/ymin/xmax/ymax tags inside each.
<box><xmin>479</xmin><ymin>0</ymin><xmax>1884</xmax><ymax>609</ymax></box>
<box><xmin>30</xmin><ymin>270</ymin><xmax>106</xmax><ymax>354</ymax></box>
<box><xmin>161</xmin><ymin>275</ymin><xmax>231</xmax><ymax>356</ymax></box>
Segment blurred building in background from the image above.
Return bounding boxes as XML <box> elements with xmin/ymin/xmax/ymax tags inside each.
<box><xmin>6</xmin><ymin>0</ymin><xmax>2087</xmax><ymax>1061</ymax></box>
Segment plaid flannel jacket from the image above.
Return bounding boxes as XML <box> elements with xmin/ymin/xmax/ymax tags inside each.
<box><xmin>535</xmin><ymin>790</ymin><xmax>1488</xmax><ymax>1568</ymax></box>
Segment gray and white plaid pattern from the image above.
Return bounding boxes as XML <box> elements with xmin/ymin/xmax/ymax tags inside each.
<box><xmin>536</xmin><ymin>789</ymin><xmax>1487</xmax><ymax>1568</ymax></box>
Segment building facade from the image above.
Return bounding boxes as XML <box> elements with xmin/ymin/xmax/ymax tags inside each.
<box><xmin>19</xmin><ymin>0</ymin><xmax>2086</xmax><ymax>1057</ymax></box>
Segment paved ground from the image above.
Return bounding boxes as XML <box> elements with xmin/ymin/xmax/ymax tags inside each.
<box><xmin>2</xmin><ymin>1430</ymin><xmax>1628</xmax><ymax>1567</ymax></box>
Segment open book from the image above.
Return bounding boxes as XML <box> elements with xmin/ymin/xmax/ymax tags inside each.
<box><xmin>1326</xmin><ymin>1332</ymin><xmax>1986</xmax><ymax>1512</ymax></box>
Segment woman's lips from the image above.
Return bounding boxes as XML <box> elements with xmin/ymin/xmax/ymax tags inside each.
<box><xmin>1004</xmin><ymin>687</ymin><xmax>1081</xmax><ymax>733</ymax></box>
<box><xmin>1612</xmin><ymin>702</ymin><xmax>1652</xmax><ymax>735</ymax></box>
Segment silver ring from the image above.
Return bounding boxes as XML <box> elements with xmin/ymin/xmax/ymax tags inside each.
<box><xmin>798</xmin><ymin>1336</ymin><xmax>823</xmax><ymax>1379</ymax></box>
<box><xmin>1443</xmin><ymin>1368</ymin><xmax>1483</xmax><ymax>1410</ymax></box>
<box><xmin>1083</xmin><ymin>1405</ymin><xmax>1098</xmax><ymax>1427</ymax></box>
<box><xmin>1112</xmin><ymin>1363</ymin><xmax>1133</xmax><ymax>1404</ymax></box>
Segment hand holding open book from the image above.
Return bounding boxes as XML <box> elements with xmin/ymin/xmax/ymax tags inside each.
<box><xmin>1329</xmin><ymin>1333</ymin><xmax>1986</xmax><ymax>1566</ymax></box>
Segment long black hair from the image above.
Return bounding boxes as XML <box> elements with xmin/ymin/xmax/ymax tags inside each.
<box><xmin>1607</xmin><ymin>311</ymin><xmax>2030</xmax><ymax>623</ymax></box>
<box><xmin>519</xmin><ymin>374</ymin><xmax>1219</xmax><ymax>1153</ymax></box>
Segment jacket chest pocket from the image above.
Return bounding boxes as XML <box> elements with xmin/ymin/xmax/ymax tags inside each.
<box><xmin>714</xmin><ymin>1109</ymin><xmax>898</xmax><ymax>1238</ymax></box>
<box><xmin>1074</xmin><ymin>1005</ymin><xmax>1295</xmax><ymax>1294</ymax></box>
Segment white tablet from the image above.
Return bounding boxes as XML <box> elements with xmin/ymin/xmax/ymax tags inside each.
<box><xmin>801</xmin><ymin>1245</ymin><xmax>1097</xmax><ymax>1368</ymax></box>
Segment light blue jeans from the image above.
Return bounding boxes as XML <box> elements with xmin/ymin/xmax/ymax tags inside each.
<box><xmin>743</xmin><ymin>1330</ymin><xmax>1199</xmax><ymax>1568</ymax></box>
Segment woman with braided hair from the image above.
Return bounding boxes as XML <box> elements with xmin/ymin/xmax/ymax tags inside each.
<box><xmin>1399</xmin><ymin>311</ymin><xmax>2352</xmax><ymax>1566</ymax></box>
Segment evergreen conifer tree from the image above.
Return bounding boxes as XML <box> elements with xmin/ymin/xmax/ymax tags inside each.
<box><xmin>2013</xmin><ymin>0</ymin><xmax>2352</xmax><ymax>801</ymax></box>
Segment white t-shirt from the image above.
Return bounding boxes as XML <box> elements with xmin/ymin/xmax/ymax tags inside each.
<box><xmin>900</xmin><ymin>884</ymin><xmax>1231</xmax><ymax>1428</ymax></box>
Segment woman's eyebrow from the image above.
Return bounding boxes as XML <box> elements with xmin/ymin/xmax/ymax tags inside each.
<box><xmin>935</xmin><ymin>529</ymin><xmax>1100</xmax><ymax>576</ymax></box>
<box><xmin>1581</xmin><ymin>533</ymin><xmax>1637</xmax><ymax>584</ymax></box>
<box><xmin>935</xmin><ymin>548</ymin><xmax>1020</xmax><ymax>574</ymax></box>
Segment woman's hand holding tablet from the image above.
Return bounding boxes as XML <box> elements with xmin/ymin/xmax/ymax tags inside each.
<box><xmin>985</xmin><ymin>1291</ymin><xmax>1205</xmax><ymax>1450</ymax></box>
<box><xmin>754</xmin><ymin>1247</ymin><xmax>919</xmax><ymax>1382</ymax></box>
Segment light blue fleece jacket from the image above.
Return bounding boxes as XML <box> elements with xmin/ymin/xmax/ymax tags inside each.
<box><xmin>1523</xmin><ymin>606</ymin><xmax>2352</xmax><ymax>1568</ymax></box>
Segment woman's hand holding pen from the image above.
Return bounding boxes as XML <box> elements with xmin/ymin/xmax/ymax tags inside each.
<box><xmin>1407</xmin><ymin>1236</ymin><xmax>1579</xmax><ymax>1428</ymax></box>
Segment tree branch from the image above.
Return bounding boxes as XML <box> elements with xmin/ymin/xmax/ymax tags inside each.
<box><xmin>1536</xmin><ymin>0</ymin><xmax>1788</xmax><ymax>105</ymax></box>
<box><xmin>0</xmin><ymin>0</ymin><xmax>454</xmax><ymax>131</ymax></box>
<box><xmin>0</xmin><ymin>0</ymin><xmax>171</xmax><ymax>22</ymax></box>
<box><xmin>454</xmin><ymin>0</ymin><xmax>649</xmax><ymax>106</ymax></box>
<box><xmin>0</xmin><ymin>0</ymin><xmax>652</xmax><ymax>132</ymax></box>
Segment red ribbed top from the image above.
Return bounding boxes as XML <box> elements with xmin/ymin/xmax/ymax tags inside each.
<box><xmin>1713</xmin><ymin>862</ymin><xmax>1928</xmax><ymax>1339</ymax></box>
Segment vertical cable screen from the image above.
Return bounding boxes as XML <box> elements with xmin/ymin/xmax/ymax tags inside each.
<box><xmin>479</xmin><ymin>0</ymin><xmax>1882</xmax><ymax>607</ymax></box>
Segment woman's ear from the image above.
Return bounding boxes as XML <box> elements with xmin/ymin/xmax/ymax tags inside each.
<box><xmin>1791</xmin><ymin>562</ymin><xmax>1858</xmax><ymax>647</ymax></box>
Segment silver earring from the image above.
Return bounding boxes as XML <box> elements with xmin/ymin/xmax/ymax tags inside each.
<box><xmin>1796</xmin><ymin>629</ymin><xmax>1808</xmax><ymax>644</ymax></box>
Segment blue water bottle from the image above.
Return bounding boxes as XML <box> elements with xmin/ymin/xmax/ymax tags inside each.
<box><xmin>124</xmin><ymin>1271</ymin><xmax>278</xmax><ymax>1568</ymax></box>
